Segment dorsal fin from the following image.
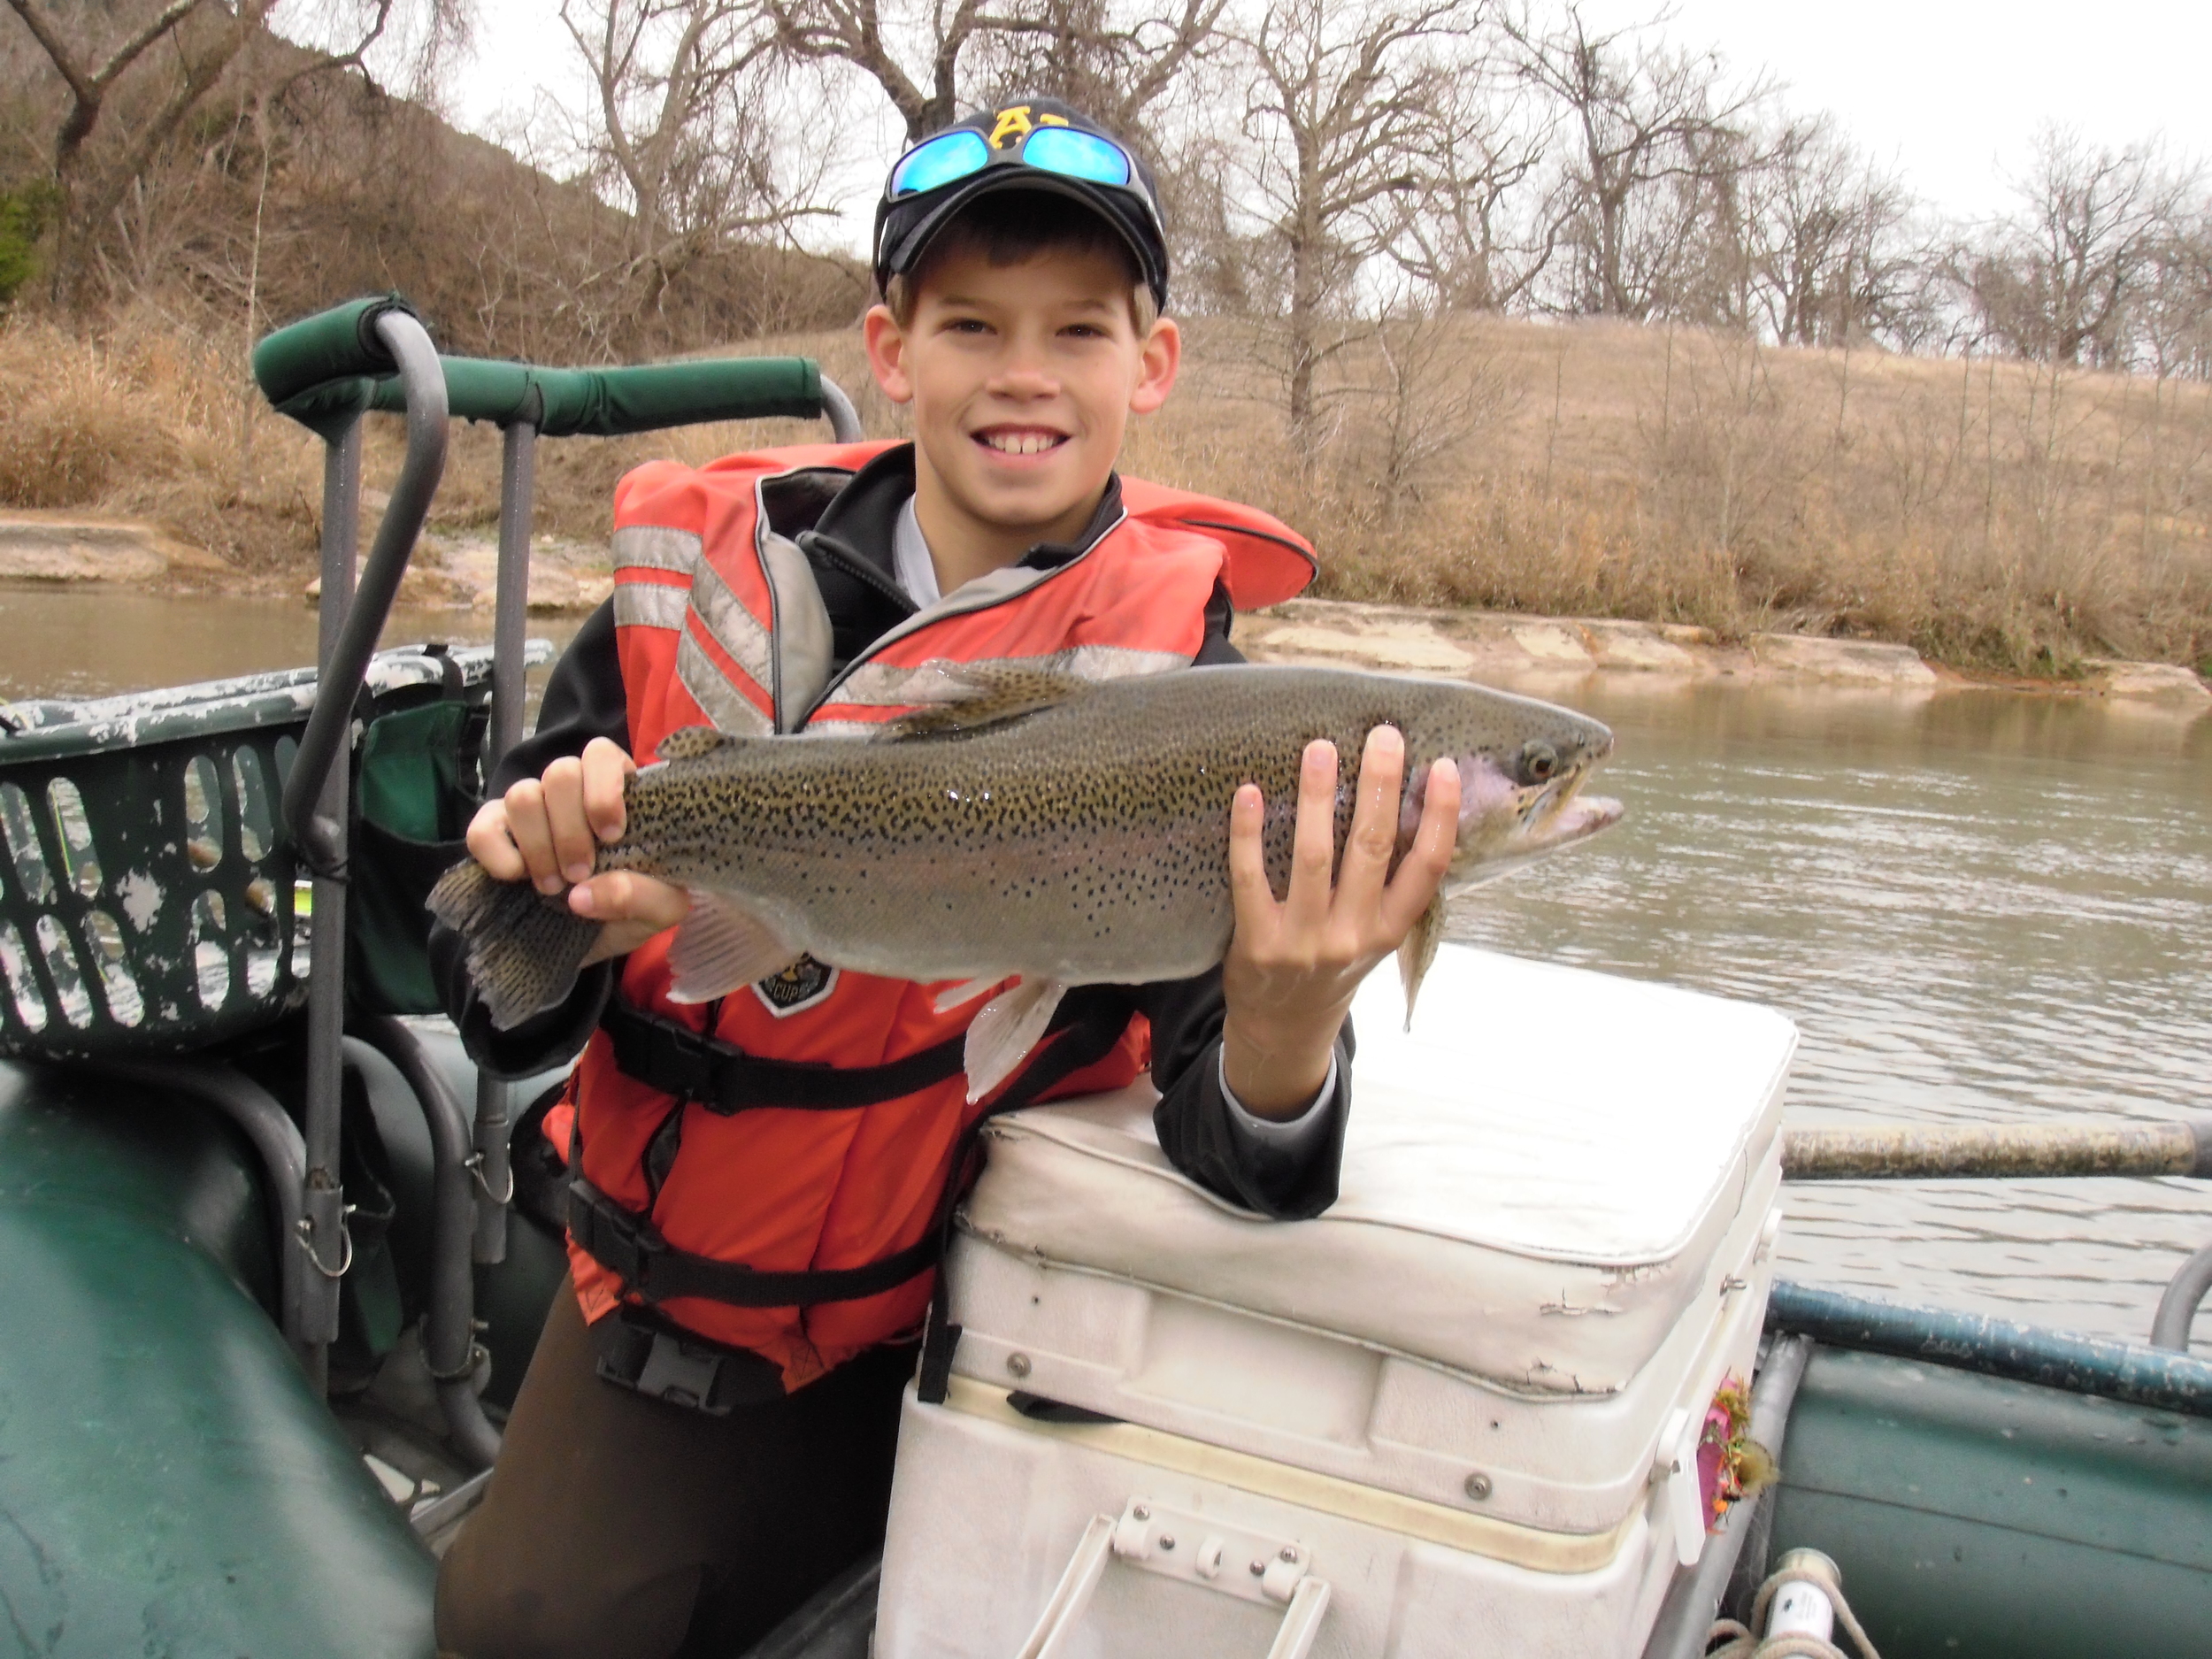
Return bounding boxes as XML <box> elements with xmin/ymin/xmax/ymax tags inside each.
<box><xmin>883</xmin><ymin>660</ymin><xmax>1092</xmax><ymax>740</ymax></box>
<box><xmin>656</xmin><ymin>725</ymin><xmax>738</xmax><ymax>763</ymax></box>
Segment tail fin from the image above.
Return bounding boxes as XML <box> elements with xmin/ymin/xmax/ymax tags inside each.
<box><xmin>426</xmin><ymin>859</ymin><xmax>602</xmax><ymax>1031</ymax></box>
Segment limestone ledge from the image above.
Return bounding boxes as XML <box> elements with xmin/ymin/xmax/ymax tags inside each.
<box><xmin>1243</xmin><ymin>600</ymin><xmax>2210</xmax><ymax>706</ymax></box>
<box><xmin>303</xmin><ymin>532</ymin><xmax>614</xmax><ymax>614</ymax></box>
<box><xmin>0</xmin><ymin>513</ymin><xmax>227</xmax><ymax>583</ymax></box>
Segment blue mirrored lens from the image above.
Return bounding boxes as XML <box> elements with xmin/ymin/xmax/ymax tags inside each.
<box><xmin>892</xmin><ymin>130</ymin><xmax>990</xmax><ymax>197</ymax></box>
<box><xmin>1023</xmin><ymin>127</ymin><xmax>1132</xmax><ymax>188</ymax></box>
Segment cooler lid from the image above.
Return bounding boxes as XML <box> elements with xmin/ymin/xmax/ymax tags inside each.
<box><xmin>961</xmin><ymin>946</ymin><xmax>1795</xmax><ymax>1390</ymax></box>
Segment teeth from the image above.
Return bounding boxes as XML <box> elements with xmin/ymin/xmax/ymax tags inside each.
<box><xmin>982</xmin><ymin>431</ymin><xmax>1061</xmax><ymax>456</ymax></box>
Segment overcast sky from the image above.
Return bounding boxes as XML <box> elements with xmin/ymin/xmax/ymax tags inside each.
<box><xmin>450</xmin><ymin>0</ymin><xmax>2212</xmax><ymax>242</ymax></box>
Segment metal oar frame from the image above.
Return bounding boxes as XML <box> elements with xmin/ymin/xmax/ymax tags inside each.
<box><xmin>250</xmin><ymin>295</ymin><xmax>862</xmax><ymax>1425</ymax></box>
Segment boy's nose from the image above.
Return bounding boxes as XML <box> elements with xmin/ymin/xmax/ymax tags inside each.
<box><xmin>986</xmin><ymin>360</ymin><xmax>1059</xmax><ymax>399</ymax></box>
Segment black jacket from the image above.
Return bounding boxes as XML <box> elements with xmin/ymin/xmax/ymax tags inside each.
<box><xmin>431</xmin><ymin>446</ymin><xmax>1348</xmax><ymax>1218</ymax></box>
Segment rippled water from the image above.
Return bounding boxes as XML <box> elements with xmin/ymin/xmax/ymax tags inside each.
<box><xmin>1448</xmin><ymin>673</ymin><xmax>2212</xmax><ymax>1352</ymax></box>
<box><xmin>6</xmin><ymin>588</ymin><xmax>2208</xmax><ymax>1350</ymax></box>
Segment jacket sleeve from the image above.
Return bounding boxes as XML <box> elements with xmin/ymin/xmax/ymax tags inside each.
<box><xmin>427</xmin><ymin>601</ymin><xmax>625</xmax><ymax>1079</ymax></box>
<box><xmin>1142</xmin><ymin>583</ymin><xmax>1354</xmax><ymax>1220</ymax></box>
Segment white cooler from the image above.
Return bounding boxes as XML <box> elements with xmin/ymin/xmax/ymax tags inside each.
<box><xmin>876</xmin><ymin>946</ymin><xmax>1796</xmax><ymax>1659</ymax></box>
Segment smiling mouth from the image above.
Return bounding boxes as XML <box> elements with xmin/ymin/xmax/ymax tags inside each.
<box><xmin>975</xmin><ymin>428</ymin><xmax>1069</xmax><ymax>457</ymax></box>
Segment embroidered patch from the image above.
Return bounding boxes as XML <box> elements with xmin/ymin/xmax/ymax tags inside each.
<box><xmin>752</xmin><ymin>955</ymin><xmax>839</xmax><ymax>1018</ymax></box>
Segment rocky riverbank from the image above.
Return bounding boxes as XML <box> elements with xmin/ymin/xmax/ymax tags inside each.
<box><xmin>1244</xmin><ymin>599</ymin><xmax>2211</xmax><ymax>706</ymax></box>
<box><xmin>3</xmin><ymin>511</ymin><xmax>2204</xmax><ymax>706</ymax></box>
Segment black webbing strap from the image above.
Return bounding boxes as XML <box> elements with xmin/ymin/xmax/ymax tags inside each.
<box><xmin>568</xmin><ymin>1175</ymin><xmax>943</xmax><ymax>1307</ymax></box>
<box><xmin>915</xmin><ymin>995</ymin><xmax>1139</xmax><ymax>1403</ymax></box>
<box><xmin>567</xmin><ymin>992</ymin><xmax>1137</xmax><ymax>1336</ymax></box>
<box><xmin>603</xmin><ymin>995</ymin><xmax>967</xmax><ymax>1113</ymax></box>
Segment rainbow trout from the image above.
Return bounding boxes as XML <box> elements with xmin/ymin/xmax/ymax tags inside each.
<box><xmin>428</xmin><ymin>663</ymin><xmax>1621</xmax><ymax>1098</ymax></box>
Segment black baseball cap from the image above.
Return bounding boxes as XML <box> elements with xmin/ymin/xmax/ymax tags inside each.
<box><xmin>873</xmin><ymin>98</ymin><xmax>1171</xmax><ymax>313</ymax></box>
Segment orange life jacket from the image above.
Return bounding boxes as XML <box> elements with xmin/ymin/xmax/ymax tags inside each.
<box><xmin>561</xmin><ymin>440</ymin><xmax>1314</xmax><ymax>1390</ymax></box>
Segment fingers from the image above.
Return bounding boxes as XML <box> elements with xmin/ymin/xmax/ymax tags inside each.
<box><xmin>477</xmin><ymin>741</ymin><xmax>638</xmax><ymax>895</ymax></box>
<box><xmin>1333</xmin><ymin>725</ymin><xmax>1407</xmax><ymax>919</ymax></box>
<box><xmin>1379</xmin><ymin>757</ymin><xmax>1459</xmax><ymax>936</ymax></box>
<box><xmin>580</xmin><ymin>737</ymin><xmax>634</xmax><ymax>846</ymax></box>
<box><xmin>465</xmin><ymin>799</ymin><xmax>525</xmax><ymax>880</ymax></box>
<box><xmin>1283</xmin><ymin>738</ymin><xmax>1340</xmax><ymax>930</ymax></box>
<box><xmin>501</xmin><ymin>776</ymin><xmax>564</xmax><ymax>894</ymax></box>
<box><xmin>574</xmin><ymin>873</ymin><xmax>691</xmax><ymax>968</ymax></box>
<box><xmin>572</xmin><ymin>871</ymin><xmax>689</xmax><ymax>930</ymax></box>
<box><xmin>538</xmin><ymin>756</ymin><xmax>602</xmax><ymax>887</ymax></box>
<box><xmin>1225</xmin><ymin>780</ymin><xmax>1279</xmax><ymax>932</ymax></box>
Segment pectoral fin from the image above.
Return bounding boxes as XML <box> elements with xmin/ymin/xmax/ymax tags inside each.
<box><xmin>962</xmin><ymin>976</ymin><xmax>1068</xmax><ymax>1102</ymax></box>
<box><xmin>665</xmin><ymin>891</ymin><xmax>801</xmax><ymax>1003</ymax></box>
<box><xmin>1396</xmin><ymin>889</ymin><xmax>1448</xmax><ymax>1031</ymax></box>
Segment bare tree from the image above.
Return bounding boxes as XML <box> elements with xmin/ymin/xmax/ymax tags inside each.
<box><xmin>556</xmin><ymin>0</ymin><xmax>832</xmax><ymax>349</ymax></box>
<box><xmin>761</xmin><ymin>0</ymin><xmax>1217</xmax><ymax>142</ymax></box>
<box><xmin>0</xmin><ymin>0</ymin><xmax>457</xmax><ymax>303</ymax></box>
<box><xmin>1505</xmin><ymin>1</ymin><xmax>1767</xmax><ymax>321</ymax></box>
<box><xmin>1744</xmin><ymin>113</ymin><xmax>1916</xmax><ymax>347</ymax></box>
<box><xmin>1388</xmin><ymin>52</ymin><xmax>1554</xmax><ymax>312</ymax></box>
<box><xmin>1224</xmin><ymin>0</ymin><xmax>1474</xmax><ymax>444</ymax></box>
<box><xmin>1958</xmin><ymin>125</ymin><xmax>2200</xmax><ymax>367</ymax></box>
<box><xmin>2137</xmin><ymin>207</ymin><xmax>2212</xmax><ymax>380</ymax></box>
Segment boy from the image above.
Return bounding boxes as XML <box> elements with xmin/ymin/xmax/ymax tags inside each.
<box><xmin>434</xmin><ymin>97</ymin><xmax>1459</xmax><ymax>1659</ymax></box>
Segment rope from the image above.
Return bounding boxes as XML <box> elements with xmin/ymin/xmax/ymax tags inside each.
<box><xmin>1702</xmin><ymin>1556</ymin><xmax>1883</xmax><ymax>1659</ymax></box>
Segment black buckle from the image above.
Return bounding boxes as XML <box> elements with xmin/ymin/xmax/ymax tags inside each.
<box><xmin>567</xmin><ymin>1178</ymin><xmax>668</xmax><ymax>1299</ymax></box>
<box><xmin>591</xmin><ymin>1309</ymin><xmax>784</xmax><ymax>1416</ymax></box>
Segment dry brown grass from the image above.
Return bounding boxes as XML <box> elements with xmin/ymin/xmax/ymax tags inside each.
<box><xmin>4</xmin><ymin>310</ymin><xmax>2207</xmax><ymax>675</ymax></box>
<box><xmin>1116</xmin><ymin>315</ymin><xmax>2212</xmax><ymax>675</ymax></box>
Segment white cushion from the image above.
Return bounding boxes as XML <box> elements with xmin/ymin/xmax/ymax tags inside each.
<box><xmin>961</xmin><ymin>946</ymin><xmax>1794</xmax><ymax>1393</ymax></box>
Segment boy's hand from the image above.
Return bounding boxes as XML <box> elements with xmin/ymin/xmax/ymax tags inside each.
<box><xmin>1220</xmin><ymin>727</ymin><xmax>1460</xmax><ymax>1118</ymax></box>
<box><xmin>464</xmin><ymin>736</ymin><xmax>689</xmax><ymax>968</ymax></box>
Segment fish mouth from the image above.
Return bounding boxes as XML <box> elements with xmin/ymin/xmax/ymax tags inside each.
<box><xmin>1440</xmin><ymin>749</ymin><xmax>1622</xmax><ymax>890</ymax></box>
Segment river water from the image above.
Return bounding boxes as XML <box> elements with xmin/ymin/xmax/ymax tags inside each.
<box><xmin>4</xmin><ymin>587</ymin><xmax>2208</xmax><ymax>1353</ymax></box>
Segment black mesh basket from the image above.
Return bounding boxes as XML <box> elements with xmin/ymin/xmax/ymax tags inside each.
<box><xmin>0</xmin><ymin>644</ymin><xmax>530</xmax><ymax>1060</ymax></box>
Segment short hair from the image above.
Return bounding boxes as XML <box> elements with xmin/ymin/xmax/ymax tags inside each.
<box><xmin>881</xmin><ymin>191</ymin><xmax>1159</xmax><ymax>334</ymax></box>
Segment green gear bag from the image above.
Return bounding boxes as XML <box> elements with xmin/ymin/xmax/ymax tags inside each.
<box><xmin>348</xmin><ymin>697</ymin><xmax>480</xmax><ymax>1017</ymax></box>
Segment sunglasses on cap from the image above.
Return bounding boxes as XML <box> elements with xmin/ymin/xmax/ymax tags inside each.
<box><xmin>886</xmin><ymin>123</ymin><xmax>1162</xmax><ymax>228</ymax></box>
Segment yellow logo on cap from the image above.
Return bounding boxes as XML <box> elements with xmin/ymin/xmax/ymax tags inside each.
<box><xmin>988</xmin><ymin>105</ymin><xmax>1070</xmax><ymax>149</ymax></box>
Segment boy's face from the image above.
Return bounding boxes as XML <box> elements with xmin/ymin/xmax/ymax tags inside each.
<box><xmin>864</xmin><ymin>241</ymin><xmax>1179</xmax><ymax>560</ymax></box>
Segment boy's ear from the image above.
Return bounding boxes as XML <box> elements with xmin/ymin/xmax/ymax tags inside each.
<box><xmin>1130</xmin><ymin>316</ymin><xmax>1180</xmax><ymax>417</ymax></box>
<box><xmin>864</xmin><ymin>303</ymin><xmax>915</xmax><ymax>406</ymax></box>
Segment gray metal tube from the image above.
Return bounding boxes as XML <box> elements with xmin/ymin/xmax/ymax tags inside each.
<box><xmin>470</xmin><ymin>417</ymin><xmax>538</xmax><ymax>1267</ymax></box>
<box><xmin>1782</xmin><ymin>1117</ymin><xmax>2212</xmax><ymax>1181</ymax></box>
<box><xmin>280</xmin><ymin>311</ymin><xmax>450</xmax><ymax>874</ymax></box>
<box><xmin>2152</xmin><ymin>1240</ymin><xmax>2212</xmax><ymax>1353</ymax></box>
<box><xmin>297</xmin><ymin>419</ymin><xmax>365</xmax><ymax>1390</ymax></box>
<box><xmin>94</xmin><ymin>1059</ymin><xmax>311</xmax><ymax>1363</ymax></box>
<box><xmin>350</xmin><ymin>1021</ymin><xmax>503</xmax><ymax>1470</ymax></box>
<box><xmin>1640</xmin><ymin>1335</ymin><xmax>1814</xmax><ymax>1659</ymax></box>
<box><xmin>819</xmin><ymin>374</ymin><xmax>863</xmax><ymax>443</ymax></box>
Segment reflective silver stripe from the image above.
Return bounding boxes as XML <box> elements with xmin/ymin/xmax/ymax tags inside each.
<box><xmin>826</xmin><ymin>646</ymin><xmax>1189</xmax><ymax>712</ymax></box>
<box><xmin>611</xmin><ymin>525</ymin><xmax>701</xmax><ymax>576</ymax></box>
<box><xmin>677</xmin><ymin>629</ymin><xmax>772</xmax><ymax>736</ymax></box>
<box><xmin>613</xmin><ymin>581</ymin><xmax>688</xmax><ymax>632</ymax></box>
<box><xmin>758</xmin><ymin>529</ymin><xmax>833</xmax><ymax>730</ymax></box>
<box><xmin>689</xmin><ymin>557</ymin><xmax>777</xmax><ymax>693</ymax></box>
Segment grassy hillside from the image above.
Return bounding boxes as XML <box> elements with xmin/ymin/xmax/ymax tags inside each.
<box><xmin>2</xmin><ymin>307</ymin><xmax>2207</xmax><ymax>678</ymax></box>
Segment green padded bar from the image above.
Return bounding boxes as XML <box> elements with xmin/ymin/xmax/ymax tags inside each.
<box><xmin>365</xmin><ymin>354</ymin><xmax>824</xmax><ymax>437</ymax></box>
<box><xmin>252</xmin><ymin>295</ymin><xmax>419</xmax><ymax>410</ymax></box>
<box><xmin>0</xmin><ymin>1064</ymin><xmax>436</xmax><ymax>1655</ymax></box>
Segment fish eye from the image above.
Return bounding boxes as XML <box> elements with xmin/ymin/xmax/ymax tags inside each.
<box><xmin>1517</xmin><ymin>740</ymin><xmax>1559</xmax><ymax>786</ymax></box>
